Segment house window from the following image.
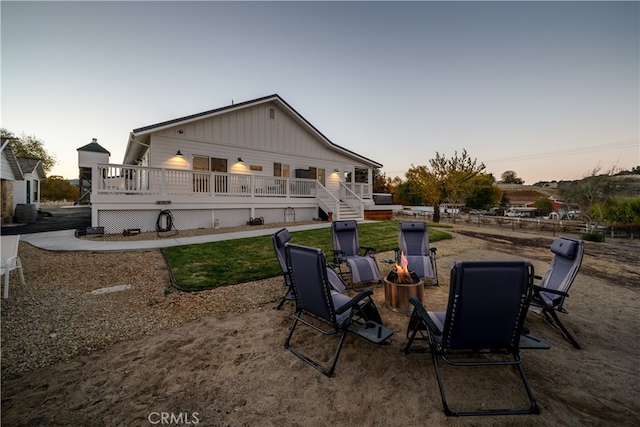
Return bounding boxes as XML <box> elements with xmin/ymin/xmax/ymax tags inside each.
<box><xmin>269</xmin><ymin>108</ymin><xmax>275</xmax><ymax>120</ymax></box>
<box><xmin>192</xmin><ymin>156</ymin><xmax>210</xmax><ymax>193</ymax></box>
<box><xmin>193</xmin><ymin>156</ymin><xmax>209</xmax><ymax>172</ymax></box>
<box><xmin>317</xmin><ymin>169</ymin><xmax>325</xmax><ymax>186</ymax></box>
<box><xmin>33</xmin><ymin>179</ymin><xmax>39</xmax><ymax>202</ymax></box>
<box><xmin>355</xmin><ymin>167</ymin><xmax>369</xmax><ymax>183</ymax></box>
<box><xmin>211</xmin><ymin>158</ymin><xmax>227</xmax><ymax>173</ymax></box>
<box><xmin>274</xmin><ymin>163</ymin><xmax>290</xmax><ymax>177</ymax></box>
<box><xmin>192</xmin><ymin>156</ymin><xmax>228</xmax><ymax>193</ymax></box>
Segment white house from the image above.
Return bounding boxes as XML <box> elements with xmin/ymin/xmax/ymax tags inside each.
<box><xmin>1</xmin><ymin>139</ymin><xmax>24</xmax><ymax>224</ymax></box>
<box><xmin>89</xmin><ymin>94</ymin><xmax>384</xmax><ymax>233</ymax></box>
<box><xmin>1</xmin><ymin>140</ymin><xmax>46</xmax><ymax>224</ymax></box>
<box><xmin>14</xmin><ymin>157</ymin><xmax>46</xmax><ymax>210</ymax></box>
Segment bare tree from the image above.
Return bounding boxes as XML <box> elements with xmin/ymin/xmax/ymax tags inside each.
<box><xmin>560</xmin><ymin>164</ymin><xmax>631</xmax><ymax>231</ymax></box>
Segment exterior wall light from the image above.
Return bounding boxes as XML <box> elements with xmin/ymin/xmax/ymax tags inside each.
<box><xmin>176</xmin><ymin>150</ymin><xmax>184</xmax><ymax>157</ymax></box>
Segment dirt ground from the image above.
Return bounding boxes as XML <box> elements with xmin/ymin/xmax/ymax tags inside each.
<box><xmin>1</xmin><ymin>223</ymin><xmax>639</xmax><ymax>426</ymax></box>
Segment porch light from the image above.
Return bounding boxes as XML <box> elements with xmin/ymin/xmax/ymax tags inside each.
<box><xmin>237</xmin><ymin>157</ymin><xmax>244</xmax><ymax>162</ymax></box>
<box><xmin>333</xmin><ymin>168</ymin><xmax>339</xmax><ymax>173</ymax></box>
<box><xmin>176</xmin><ymin>150</ymin><xmax>183</xmax><ymax>157</ymax></box>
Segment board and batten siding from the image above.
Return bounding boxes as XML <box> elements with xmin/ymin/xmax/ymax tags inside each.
<box><xmin>148</xmin><ymin>102</ymin><xmax>361</xmax><ymax>169</ymax></box>
<box><xmin>1</xmin><ymin>154</ymin><xmax>15</xmax><ymax>180</ymax></box>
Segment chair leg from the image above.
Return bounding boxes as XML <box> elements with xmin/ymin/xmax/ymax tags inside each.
<box><xmin>432</xmin><ymin>353</ymin><xmax>540</xmax><ymax>417</ymax></box>
<box><xmin>275</xmin><ymin>286</ymin><xmax>292</xmax><ymax>310</ymax></box>
<box><xmin>284</xmin><ymin>316</ymin><xmax>348</xmax><ymax>377</ymax></box>
<box><xmin>546</xmin><ymin>309</ymin><xmax>581</xmax><ymax>349</ymax></box>
<box><xmin>275</xmin><ymin>293</ymin><xmax>288</xmax><ymax>310</ymax></box>
<box><xmin>432</xmin><ymin>257</ymin><xmax>439</xmax><ymax>286</ymax></box>
<box><xmin>3</xmin><ymin>271</ymin><xmax>9</xmax><ymax>299</ymax></box>
<box><xmin>17</xmin><ymin>258</ymin><xmax>26</xmax><ymax>288</ymax></box>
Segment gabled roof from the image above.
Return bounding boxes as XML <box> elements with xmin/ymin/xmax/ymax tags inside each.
<box><xmin>1</xmin><ymin>139</ymin><xmax>24</xmax><ymax>180</ymax></box>
<box><xmin>17</xmin><ymin>157</ymin><xmax>46</xmax><ymax>179</ymax></box>
<box><xmin>126</xmin><ymin>94</ymin><xmax>382</xmax><ymax>168</ymax></box>
<box><xmin>77</xmin><ymin>138</ymin><xmax>111</xmax><ymax>155</ymax></box>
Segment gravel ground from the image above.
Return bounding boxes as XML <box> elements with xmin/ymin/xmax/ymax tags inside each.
<box><xmin>0</xmin><ymin>220</ymin><xmax>347</xmax><ymax>380</ymax></box>
<box><xmin>0</xmin><ymin>238</ymin><xmax>286</xmax><ymax>380</ymax></box>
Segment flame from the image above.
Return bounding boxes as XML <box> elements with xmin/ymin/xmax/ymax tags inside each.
<box><xmin>394</xmin><ymin>252</ymin><xmax>414</xmax><ymax>284</ymax></box>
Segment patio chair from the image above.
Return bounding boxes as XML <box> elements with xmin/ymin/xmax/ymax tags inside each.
<box><xmin>272</xmin><ymin>228</ymin><xmax>382</xmax><ymax>323</ymax></box>
<box><xmin>1</xmin><ymin>235</ymin><xmax>26</xmax><ymax>299</ymax></box>
<box><xmin>394</xmin><ymin>221</ymin><xmax>438</xmax><ymax>285</ymax></box>
<box><xmin>404</xmin><ymin>260</ymin><xmax>546</xmax><ymax>417</ymax></box>
<box><xmin>273</xmin><ymin>228</ymin><xmax>295</xmax><ymax>310</ymax></box>
<box><xmin>530</xmin><ymin>236</ymin><xmax>585</xmax><ymax>349</ymax></box>
<box><xmin>284</xmin><ymin>243</ymin><xmax>392</xmax><ymax>377</ymax></box>
<box><xmin>331</xmin><ymin>220</ymin><xmax>381</xmax><ymax>286</ymax></box>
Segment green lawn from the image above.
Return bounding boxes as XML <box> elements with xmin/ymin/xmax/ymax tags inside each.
<box><xmin>162</xmin><ymin>220</ymin><xmax>452</xmax><ymax>290</ymax></box>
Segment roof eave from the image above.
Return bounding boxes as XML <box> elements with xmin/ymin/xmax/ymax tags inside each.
<box><xmin>1</xmin><ymin>140</ymin><xmax>25</xmax><ymax>180</ymax></box>
<box><xmin>127</xmin><ymin>94</ymin><xmax>383</xmax><ymax>169</ymax></box>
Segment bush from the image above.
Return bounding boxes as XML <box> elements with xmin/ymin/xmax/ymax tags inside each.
<box><xmin>581</xmin><ymin>232</ymin><xmax>604</xmax><ymax>242</ymax></box>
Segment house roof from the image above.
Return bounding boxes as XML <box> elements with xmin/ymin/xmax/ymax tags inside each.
<box><xmin>1</xmin><ymin>139</ymin><xmax>24</xmax><ymax>180</ymax></box>
<box><xmin>17</xmin><ymin>157</ymin><xmax>46</xmax><ymax>179</ymax></box>
<box><xmin>125</xmin><ymin>94</ymin><xmax>382</xmax><ymax>168</ymax></box>
<box><xmin>77</xmin><ymin>138</ymin><xmax>111</xmax><ymax>155</ymax></box>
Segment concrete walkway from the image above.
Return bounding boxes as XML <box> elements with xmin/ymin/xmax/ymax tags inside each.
<box><xmin>20</xmin><ymin>222</ymin><xmax>335</xmax><ymax>252</ymax></box>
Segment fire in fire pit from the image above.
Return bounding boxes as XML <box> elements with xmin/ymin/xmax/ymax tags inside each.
<box><xmin>387</xmin><ymin>252</ymin><xmax>420</xmax><ymax>284</ymax></box>
<box><xmin>384</xmin><ymin>252</ymin><xmax>423</xmax><ymax>314</ymax></box>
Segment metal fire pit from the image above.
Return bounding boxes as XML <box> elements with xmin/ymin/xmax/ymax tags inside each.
<box><xmin>384</xmin><ymin>270</ymin><xmax>424</xmax><ymax>314</ymax></box>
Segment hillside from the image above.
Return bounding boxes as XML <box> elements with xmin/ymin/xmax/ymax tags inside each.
<box><xmin>498</xmin><ymin>184</ymin><xmax>560</xmax><ymax>205</ymax></box>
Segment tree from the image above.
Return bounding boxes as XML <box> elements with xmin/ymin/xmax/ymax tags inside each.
<box><xmin>1</xmin><ymin>128</ymin><xmax>57</xmax><ymax>173</ymax></box>
<box><xmin>465</xmin><ymin>174</ymin><xmax>502</xmax><ymax>210</ymax></box>
<box><xmin>559</xmin><ymin>165</ymin><xmax>632</xmax><ymax>230</ymax></box>
<box><xmin>533</xmin><ymin>197</ymin><xmax>553</xmax><ymax>216</ymax></box>
<box><xmin>600</xmin><ymin>196</ymin><xmax>640</xmax><ymax>224</ymax></box>
<box><xmin>394</xmin><ymin>179</ymin><xmax>423</xmax><ymax>206</ymax></box>
<box><xmin>405</xmin><ymin>149</ymin><xmax>485</xmax><ymax>222</ymax></box>
<box><xmin>372</xmin><ymin>168</ymin><xmax>390</xmax><ymax>193</ymax></box>
<box><xmin>500</xmin><ymin>170</ymin><xmax>524</xmax><ymax>184</ymax></box>
<box><xmin>41</xmin><ymin>176</ymin><xmax>78</xmax><ymax>202</ymax></box>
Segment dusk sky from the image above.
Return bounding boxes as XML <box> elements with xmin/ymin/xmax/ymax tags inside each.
<box><xmin>2</xmin><ymin>1</ymin><xmax>639</xmax><ymax>184</ymax></box>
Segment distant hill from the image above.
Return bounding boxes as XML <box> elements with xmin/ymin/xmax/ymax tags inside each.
<box><xmin>499</xmin><ymin>174</ymin><xmax>640</xmax><ymax>207</ymax></box>
<box><xmin>498</xmin><ymin>184</ymin><xmax>560</xmax><ymax>206</ymax></box>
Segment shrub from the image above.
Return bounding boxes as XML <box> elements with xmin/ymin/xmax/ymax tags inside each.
<box><xmin>581</xmin><ymin>232</ymin><xmax>604</xmax><ymax>242</ymax></box>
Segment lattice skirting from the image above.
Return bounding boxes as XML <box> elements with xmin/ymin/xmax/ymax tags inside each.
<box><xmin>97</xmin><ymin>207</ymin><xmax>317</xmax><ymax>234</ymax></box>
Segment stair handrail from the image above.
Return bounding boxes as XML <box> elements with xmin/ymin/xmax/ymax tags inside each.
<box><xmin>340</xmin><ymin>182</ymin><xmax>365</xmax><ymax>219</ymax></box>
<box><xmin>316</xmin><ymin>183</ymin><xmax>340</xmax><ymax>219</ymax></box>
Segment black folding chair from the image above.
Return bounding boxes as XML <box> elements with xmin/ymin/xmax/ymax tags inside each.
<box><xmin>284</xmin><ymin>243</ymin><xmax>392</xmax><ymax>377</ymax></box>
<box><xmin>404</xmin><ymin>260</ymin><xmax>549</xmax><ymax>417</ymax></box>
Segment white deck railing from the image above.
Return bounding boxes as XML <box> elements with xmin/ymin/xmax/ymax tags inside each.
<box><xmin>344</xmin><ymin>182</ymin><xmax>371</xmax><ymax>199</ymax></box>
<box><xmin>95</xmin><ymin>164</ymin><xmax>318</xmax><ymax>198</ymax></box>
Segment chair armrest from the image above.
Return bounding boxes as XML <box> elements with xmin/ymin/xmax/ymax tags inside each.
<box><xmin>533</xmin><ymin>284</ymin><xmax>569</xmax><ymax>297</ymax></box>
<box><xmin>336</xmin><ymin>289</ymin><xmax>374</xmax><ymax>314</ymax></box>
<box><xmin>408</xmin><ymin>296</ymin><xmax>442</xmax><ymax>336</ymax></box>
<box><xmin>360</xmin><ymin>246</ymin><xmax>376</xmax><ymax>257</ymax></box>
<box><xmin>331</xmin><ymin>250</ymin><xmax>346</xmax><ymax>262</ymax></box>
